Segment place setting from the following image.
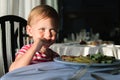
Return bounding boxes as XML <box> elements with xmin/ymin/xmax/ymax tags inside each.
<box><xmin>53</xmin><ymin>52</ymin><xmax>120</xmax><ymax>80</ymax></box>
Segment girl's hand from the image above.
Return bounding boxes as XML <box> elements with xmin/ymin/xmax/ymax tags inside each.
<box><xmin>34</xmin><ymin>38</ymin><xmax>51</xmax><ymax>50</ymax></box>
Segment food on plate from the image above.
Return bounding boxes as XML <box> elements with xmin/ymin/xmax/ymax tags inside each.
<box><xmin>62</xmin><ymin>55</ymin><xmax>93</xmax><ymax>63</ymax></box>
<box><xmin>89</xmin><ymin>53</ymin><xmax>116</xmax><ymax>64</ymax></box>
<box><xmin>61</xmin><ymin>53</ymin><xmax>116</xmax><ymax>64</ymax></box>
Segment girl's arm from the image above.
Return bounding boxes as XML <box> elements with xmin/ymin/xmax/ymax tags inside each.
<box><xmin>9</xmin><ymin>39</ymin><xmax>43</xmax><ymax>71</ymax></box>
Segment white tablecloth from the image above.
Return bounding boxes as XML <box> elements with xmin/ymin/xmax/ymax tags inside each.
<box><xmin>50</xmin><ymin>43</ymin><xmax>120</xmax><ymax>59</ymax></box>
<box><xmin>1</xmin><ymin>62</ymin><xmax>120</xmax><ymax>80</ymax></box>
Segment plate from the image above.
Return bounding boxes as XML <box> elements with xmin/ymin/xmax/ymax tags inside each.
<box><xmin>54</xmin><ymin>57</ymin><xmax>120</xmax><ymax>66</ymax></box>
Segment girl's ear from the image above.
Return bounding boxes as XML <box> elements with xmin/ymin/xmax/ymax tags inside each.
<box><xmin>26</xmin><ymin>25</ymin><xmax>32</xmax><ymax>37</ymax></box>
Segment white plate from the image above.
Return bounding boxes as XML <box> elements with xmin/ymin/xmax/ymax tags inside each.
<box><xmin>54</xmin><ymin>57</ymin><xmax>120</xmax><ymax>67</ymax></box>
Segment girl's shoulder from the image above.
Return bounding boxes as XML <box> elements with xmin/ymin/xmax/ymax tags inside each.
<box><xmin>15</xmin><ymin>44</ymin><xmax>32</xmax><ymax>55</ymax></box>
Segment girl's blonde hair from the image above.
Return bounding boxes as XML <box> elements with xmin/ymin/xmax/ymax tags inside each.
<box><xmin>27</xmin><ymin>5</ymin><xmax>59</xmax><ymax>28</ymax></box>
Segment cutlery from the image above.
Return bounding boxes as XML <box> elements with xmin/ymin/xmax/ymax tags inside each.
<box><xmin>91</xmin><ymin>68</ymin><xmax>120</xmax><ymax>80</ymax></box>
<box><xmin>68</xmin><ymin>67</ymin><xmax>88</xmax><ymax>80</ymax></box>
<box><xmin>91</xmin><ymin>73</ymin><xmax>105</xmax><ymax>80</ymax></box>
<box><xmin>93</xmin><ymin>68</ymin><xmax>120</xmax><ymax>75</ymax></box>
<box><xmin>68</xmin><ymin>64</ymin><xmax>90</xmax><ymax>80</ymax></box>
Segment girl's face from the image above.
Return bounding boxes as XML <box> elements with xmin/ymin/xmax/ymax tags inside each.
<box><xmin>27</xmin><ymin>18</ymin><xmax>58</xmax><ymax>47</ymax></box>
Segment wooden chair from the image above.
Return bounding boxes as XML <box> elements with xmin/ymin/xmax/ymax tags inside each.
<box><xmin>0</xmin><ymin>15</ymin><xmax>29</xmax><ymax>76</ymax></box>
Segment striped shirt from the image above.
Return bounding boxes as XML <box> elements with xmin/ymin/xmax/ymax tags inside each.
<box><xmin>16</xmin><ymin>44</ymin><xmax>59</xmax><ymax>64</ymax></box>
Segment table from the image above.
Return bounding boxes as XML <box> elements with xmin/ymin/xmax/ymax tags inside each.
<box><xmin>50</xmin><ymin>42</ymin><xmax>120</xmax><ymax>59</ymax></box>
<box><xmin>1</xmin><ymin>61</ymin><xmax>120</xmax><ymax>80</ymax></box>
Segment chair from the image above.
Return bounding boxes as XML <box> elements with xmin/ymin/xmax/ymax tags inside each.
<box><xmin>0</xmin><ymin>15</ymin><xmax>29</xmax><ymax>76</ymax></box>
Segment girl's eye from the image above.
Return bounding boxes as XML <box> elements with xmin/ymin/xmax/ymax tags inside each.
<box><xmin>39</xmin><ymin>28</ymin><xmax>45</xmax><ymax>31</ymax></box>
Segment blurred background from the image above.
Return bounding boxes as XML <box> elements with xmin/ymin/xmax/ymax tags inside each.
<box><xmin>0</xmin><ymin>0</ymin><xmax>120</xmax><ymax>44</ymax></box>
<box><xmin>58</xmin><ymin>0</ymin><xmax>120</xmax><ymax>44</ymax></box>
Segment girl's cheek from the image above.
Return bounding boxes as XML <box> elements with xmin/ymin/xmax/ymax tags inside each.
<box><xmin>38</xmin><ymin>32</ymin><xmax>44</xmax><ymax>37</ymax></box>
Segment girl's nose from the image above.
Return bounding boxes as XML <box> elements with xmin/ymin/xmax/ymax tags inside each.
<box><xmin>44</xmin><ymin>31</ymin><xmax>51</xmax><ymax>40</ymax></box>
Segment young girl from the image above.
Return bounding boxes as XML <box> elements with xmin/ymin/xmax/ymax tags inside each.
<box><xmin>9</xmin><ymin>5</ymin><xmax>60</xmax><ymax>71</ymax></box>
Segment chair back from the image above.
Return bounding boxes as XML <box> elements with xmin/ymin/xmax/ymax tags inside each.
<box><xmin>0</xmin><ymin>15</ymin><xmax>28</xmax><ymax>76</ymax></box>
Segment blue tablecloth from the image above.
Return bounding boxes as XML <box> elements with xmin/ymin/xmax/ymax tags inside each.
<box><xmin>1</xmin><ymin>62</ymin><xmax>120</xmax><ymax>80</ymax></box>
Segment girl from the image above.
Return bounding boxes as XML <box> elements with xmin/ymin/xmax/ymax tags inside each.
<box><xmin>9</xmin><ymin>5</ymin><xmax>60</xmax><ymax>71</ymax></box>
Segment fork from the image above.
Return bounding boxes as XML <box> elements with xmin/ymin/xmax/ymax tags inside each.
<box><xmin>68</xmin><ymin>67</ymin><xmax>88</xmax><ymax>80</ymax></box>
<box><xmin>68</xmin><ymin>64</ymin><xmax>90</xmax><ymax>80</ymax></box>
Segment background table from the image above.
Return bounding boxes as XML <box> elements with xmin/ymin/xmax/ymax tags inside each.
<box><xmin>50</xmin><ymin>42</ymin><xmax>120</xmax><ymax>59</ymax></box>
